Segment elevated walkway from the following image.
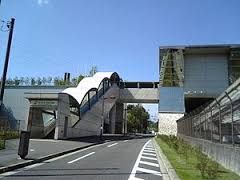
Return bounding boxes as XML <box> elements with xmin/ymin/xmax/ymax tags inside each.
<box><xmin>24</xmin><ymin>72</ymin><xmax>160</xmax><ymax>139</ymax></box>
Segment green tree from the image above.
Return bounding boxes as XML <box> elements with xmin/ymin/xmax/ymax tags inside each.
<box><xmin>127</xmin><ymin>104</ymin><xmax>149</xmax><ymax>133</ymax></box>
<box><xmin>88</xmin><ymin>66</ymin><xmax>98</xmax><ymax>76</ymax></box>
<box><xmin>47</xmin><ymin>76</ymin><xmax>52</xmax><ymax>85</ymax></box>
<box><xmin>36</xmin><ymin>77</ymin><xmax>42</xmax><ymax>86</ymax></box>
<box><xmin>13</xmin><ymin>77</ymin><xmax>20</xmax><ymax>86</ymax></box>
<box><xmin>24</xmin><ymin>77</ymin><xmax>30</xmax><ymax>85</ymax></box>
<box><xmin>19</xmin><ymin>77</ymin><xmax>24</xmax><ymax>85</ymax></box>
<box><xmin>77</xmin><ymin>75</ymin><xmax>85</xmax><ymax>83</ymax></box>
<box><xmin>31</xmin><ymin>77</ymin><xmax>36</xmax><ymax>86</ymax></box>
<box><xmin>42</xmin><ymin>77</ymin><xmax>47</xmax><ymax>85</ymax></box>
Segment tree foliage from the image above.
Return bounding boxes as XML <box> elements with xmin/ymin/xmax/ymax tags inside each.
<box><xmin>4</xmin><ymin>66</ymin><xmax>99</xmax><ymax>87</ymax></box>
<box><xmin>127</xmin><ymin>104</ymin><xmax>149</xmax><ymax>133</ymax></box>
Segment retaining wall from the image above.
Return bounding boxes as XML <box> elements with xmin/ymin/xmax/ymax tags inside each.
<box><xmin>178</xmin><ymin>134</ymin><xmax>240</xmax><ymax>176</ymax></box>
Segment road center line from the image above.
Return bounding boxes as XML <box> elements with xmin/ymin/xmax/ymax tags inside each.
<box><xmin>124</xmin><ymin>140</ymin><xmax>129</xmax><ymax>142</ymax></box>
<box><xmin>68</xmin><ymin>152</ymin><xmax>95</xmax><ymax>164</ymax></box>
<box><xmin>107</xmin><ymin>142</ymin><xmax>118</xmax><ymax>147</ymax></box>
<box><xmin>46</xmin><ymin>142</ymin><xmax>109</xmax><ymax>163</ymax></box>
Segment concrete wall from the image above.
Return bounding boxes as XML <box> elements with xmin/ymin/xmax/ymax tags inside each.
<box><xmin>3</xmin><ymin>86</ymin><xmax>64</xmax><ymax>129</ymax></box>
<box><xmin>179</xmin><ymin>134</ymin><xmax>240</xmax><ymax>176</ymax></box>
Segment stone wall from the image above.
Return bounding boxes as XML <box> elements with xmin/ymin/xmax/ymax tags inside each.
<box><xmin>158</xmin><ymin>113</ymin><xmax>184</xmax><ymax>135</ymax></box>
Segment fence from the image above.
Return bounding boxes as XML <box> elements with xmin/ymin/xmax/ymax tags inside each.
<box><xmin>177</xmin><ymin>78</ymin><xmax>240</xmax><ymax>146</ymax></box>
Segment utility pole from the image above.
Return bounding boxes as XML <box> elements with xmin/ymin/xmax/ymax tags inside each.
<box><xmin>0</xmin><ymin>18</ymin><xmax>15</xmax><ymax>107</ymax></box>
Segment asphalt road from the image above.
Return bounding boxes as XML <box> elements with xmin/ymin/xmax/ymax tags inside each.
<box><xmin>0</xmin><ymin>138</ymin><xmax>163</xmax><ymax>180</ymax></box>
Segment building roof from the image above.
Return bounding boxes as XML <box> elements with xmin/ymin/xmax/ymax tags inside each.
<box><xmin>62</xmin><ymin>72</ymin><xmax>119</xmax><ymax>105</ymax></box>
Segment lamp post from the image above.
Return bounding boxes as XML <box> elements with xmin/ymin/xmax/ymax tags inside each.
<box><xmin>0</xmin><ymin>18</ymin><xmax>15</xmax><ymax>107</ymax></box>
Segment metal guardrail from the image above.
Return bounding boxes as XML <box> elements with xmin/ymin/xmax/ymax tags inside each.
<box><xmin>177</xmin><ymin>78</ymin><xmax>240</xmax><ymax>146</ymax></box>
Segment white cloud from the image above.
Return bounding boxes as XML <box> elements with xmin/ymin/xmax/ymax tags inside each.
<box><xmin>37</xmin><ymin>0</ymin><xmax>49</xmax><ymax>6</ymax></box>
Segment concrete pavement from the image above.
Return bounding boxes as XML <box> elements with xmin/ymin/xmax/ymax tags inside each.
<box><xmin>0</xmin><ymin>137</ymin><xmax>172</xmax><ymax>180</ymax></box>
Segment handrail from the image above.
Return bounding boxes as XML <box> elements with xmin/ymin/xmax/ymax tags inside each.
<box><xmin>72</xmin><ymin>85</ymin><xmax>111</xmax><ymax>127</ymax></box>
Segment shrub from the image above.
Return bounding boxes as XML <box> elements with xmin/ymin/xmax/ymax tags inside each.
<box><xmin>195</xmin><ymin>148</ymin><xmax>209</xmax><ymax>178</ymax></box>
<box><xmin>0</xmin><ymin>130</ymin><xmax>19</xmax><ymax>140</ymax></box>
<box><xmin>206</xmin><ymin>160</ymin><xmax>220</xmax><ymax>179</ymax></box>
<box><xmin>0</xmin><ymin>139</ymin><xmax>5</xmax><ymax>150</ymax></box>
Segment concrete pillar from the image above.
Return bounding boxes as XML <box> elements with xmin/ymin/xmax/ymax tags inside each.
<box><xmin>26</xmin><ymin>107</ymin><xmax>44</xmax><ymax>138</ymax></box>
<box><xmin>109</xmin><ymin>104</ymin><xmax>116</xmax><ymax>134</ymax></box>
<box><xmin>123</xmin><ymin>103</ymin><xmax>128</xmax><ymax>134</ymax></box>
<box><xmin>55</xmin><ymin>93</ymin><xmax>70</xmax><ymax>139</ymax></box>
<box><xmin>115</xmin><ymin>102</ymin><xmax>124</xmax><ymax>134</ymax></box>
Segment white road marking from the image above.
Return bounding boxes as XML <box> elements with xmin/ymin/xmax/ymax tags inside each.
<box><xmin>24</xmin><ymin>163</ymin><xmax>45</xmax><ymax>169</ymax></box>
<box><xmin>124</xmin><ymin>140</ymin><xmax>129</xmax><ymax>142</ymax></box>
<box><xmin>143</xmin><ymin>149</ymin><xmax>155</xmax><ymax>153</ymax></box>
<box><xmin>0</xmin><ymin>171</ymin><xmax>20</xmax><ymax>179</ymax></box>
<box><xmin>68</xmin><ymin>152</ymin><xmax>95</xmax><ymax>164</ymax></box>
<box><xmin>137</xmin><ymin>167</ymin><xmax>162</xmax><ymax>176</ymax></box>
<box><xmin>128</xmin><ymin>176</ymin><xmax>144</xmax><ymax>180</ymax></box>
<box><xmin>46</xmin><ymin>142</ymin><xmax>110</xmax><ymax>163</ymax></box>
<box><xmin>139</xmin><ymin>160</ymin><xmax>159</xmax><ymax>167</ymax></box>
<box><xmin>146</xmin><ymin>144</ymin><xmax>153</xmax><ymax>148</ymax></box>
<box><xmin>143</xmin><ymin>148</ymin><xmax>155</xmax><ymax>152</ymax></box>
<box><xmin>30</xmin><ymin>139</ymin><xmax>59</xmax><ymax>142</ymax></box>
<box><xmin>141</xmin><ymin>156</ymin><xmax>158</xmax><ymax>161</ymax></box>
<box><xmin>128</xmin><ymin>140</ymin><xmax>151</xmax><ymax>180</ymax></box>
<box><xmin>107</xmin><ymin>143</ymin><xmax>118</xmax><ymax>147</ymax></box>
<box><xmin>0</xmin><ymin>141</ymin><xmax>111</xmax><ymax>179</ymax></box>
<box><xmin>142</xmin><ymin>152</ymin><xmax>157</xmax><ymax>157</ymax></box>
<box><xmin>30</xmin><ymin>149</ymin><xmax>35</xmax><ymax>152</ymax></box>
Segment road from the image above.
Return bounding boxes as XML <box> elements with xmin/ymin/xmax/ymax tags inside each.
<box><xmin>0</xmin><ymin>138</ymin><xmax>163</xmax><ymax>180</ymax></box>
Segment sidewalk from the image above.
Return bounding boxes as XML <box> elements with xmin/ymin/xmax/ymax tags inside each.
<box><xmin>0</xmin><ymin>137</ymin><xmax>104</xmax><ymax>173</ymax></box>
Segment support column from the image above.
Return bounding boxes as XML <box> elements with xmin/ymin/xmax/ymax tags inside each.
<box><xmin>115</xmin><ymin>102</ymin><xmax>124</xmax><ymax>134</ymax></box>
<box><xmin>26</xmin><ymin>107</ymin><xmax>44</xmax><ymax>138</ymax></box>
<box><xmin>124</xmin><ymin>103</ymin><xmax>128</xmax><ymax>135</ymax></box>
<box><xmin>55</xmin><ymin>93</ymin><xmax>70</xmax><ymax>139</ymax></box>
<box><xmin>109</xmin><ymin>104</ymin><xmax>116</xmax><ymax>134</ymax></box>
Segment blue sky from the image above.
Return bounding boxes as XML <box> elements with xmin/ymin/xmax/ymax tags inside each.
<box><xmin>1</xmin><ymin>0</ymin><xmax>240</xmax><ymax>117</ymax></box>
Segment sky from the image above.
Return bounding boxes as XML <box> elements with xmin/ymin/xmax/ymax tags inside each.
<box><xmin>0</xmin><ymin>0</ymin><xmax>240</xmax><ymax>118</ymax></box>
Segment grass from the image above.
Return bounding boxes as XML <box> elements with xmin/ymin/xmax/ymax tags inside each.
<box><xmin>0</xmin><ymin>130</ymin><xmax>19</xmax><ymax>150</ymax></box>
<box><xmin>0</xmin><ymin>139</ymin><xmax>4</xmax><ymax>150</ymax></box>
<box><xmin>0</xmin><ymin>130</ymin><xmax>19</xmax><ymax>140</ymax></box>
<box><xmin>155</xmin><ymin>135</ymin><xmax>240</xmax><ymax>180</ymax></box>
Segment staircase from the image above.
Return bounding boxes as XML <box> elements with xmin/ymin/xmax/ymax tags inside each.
<box><xmin>68</xmin><ymin>84</ymin><xmax>120</xmax><ymax>137</ymax></box>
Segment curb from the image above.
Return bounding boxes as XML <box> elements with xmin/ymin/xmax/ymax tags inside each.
<box><xmin>153</xmin><ymin>138</ymin><xmax>180</xmax><ymax>180</ymax></box>
<box><xmin>0</xmin><ymin>141</ymin><xmax>105</xmax><ymax>174</ymax></box>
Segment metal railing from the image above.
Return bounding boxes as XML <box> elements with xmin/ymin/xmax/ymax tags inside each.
<box><xmin>177</xmin><ymin>78</ymin><xmax>240</xmax><ymax>146</ymax></box>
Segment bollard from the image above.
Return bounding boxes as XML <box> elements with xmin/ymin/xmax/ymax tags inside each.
<box><xmin>18</xmin><ymin>130</ymin><xmax>30</xmax><ymax>159</ymax></box>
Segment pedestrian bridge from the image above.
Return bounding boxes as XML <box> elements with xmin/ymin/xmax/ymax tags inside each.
<box><xmin>24</xmin><ymin>72</ymin><xmax>159</xmax><ymax>139</ymax></box>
